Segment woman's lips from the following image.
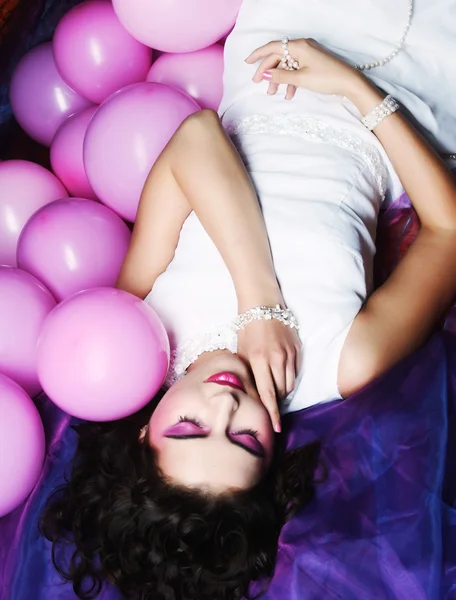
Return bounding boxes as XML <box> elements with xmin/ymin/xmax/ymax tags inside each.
<box><xmin>204</xmin><ymin>372</ymin><xmax>246</xmax><ymax>392</ymax></box>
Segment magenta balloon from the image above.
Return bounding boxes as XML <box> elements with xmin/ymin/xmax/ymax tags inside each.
<box><xmin>84</xmin><ymin>82</ymin><xmax>200</xmax><ymax>222</ymax></box>
<box><xmin>9</xmin><ymin>43</ymin><xmax>93</xmax><ymax>146</ymax></box>
<box><xmin>0</xmin><ymin>374</ymin><xmax>45</xmax><ymax>517</ymax></box>
<box><xmin>146</xmin><ymin>45</ymin><xmax>224</xmax><ymax>111</ymax></box>
<box><xmin>53</xmin><ymin>0</ymin><xmax>153</xmax><ymax>104</ymax></box>
<box><xmin>0</xmin><ymin>267</ymin><xmax>56</xmax><ymax>398</ymax></box>
<box><xmin>50</xmin><ymin>107</ymin><xmax>98</xmax><ymax>200</ymax></box>
<box><xmin>37</xmin><ymin>288</ymin><xmax>170</xmax><ymax>421</ymax></box>
<box><xmin>0</xmin><ymin>160</ymin><xmax>67</xmax><ymax>267</ymax></box>
<box><xmin>112</xmin><ymin>0</ymin><xmax>242</xmax><ymax>52</ymax></box>
<box><xmin>17</xmin><ymin>198</ymin><xmax>131</xmax><ymax>302</ymax></box>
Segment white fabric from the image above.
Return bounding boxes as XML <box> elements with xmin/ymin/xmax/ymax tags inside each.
<box><xmin>146</xmin><ymin>133</ymin><xmax>382</xmax><ymax>411</ymax></box>
<box><xmin>219</xmin><ymin>0</ymin><xmax>456</xmax><ymax>161</ymax></box>
<box><xmin>145</xmin><ymin>0</ymin><xmax>456</xmax><ymax>413</ymax></box>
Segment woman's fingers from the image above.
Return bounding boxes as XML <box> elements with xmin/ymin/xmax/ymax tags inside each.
<box><xmin>252</xmin><ymin>53</ymin><xmax>281</xmax><ymax>83</ymax></box>
<box><xmin>245</xmin><ymin>41</ymin><xmax>283</xmax><ymax>64</ymax></box>
<box><xmin>249</xmin><ymin>50</ymin><xmax>299</xmax><ymax>100</ymax></box>
<box><xmin>267</xmin><ymin>81</ymin><xmax>280</xmax><ymax>95</ymax></box>
<box><xmin>270</xmin><ymin>357</ymin><xmax>287</xmax><ymax>400</ymax></box>
<box><xmin>246</xmin><ymin>39</ymin><xmax>314</xmax><ymax>64</ymax></box>
<box><xmin>285</xmin><ymin>353</ymin><xmax>296</xmax><ymax>395</ymax></box>
<box><xmin>250</xmin><ymin>358</ymin><xmax>281</xmax><ymax>433</ymax></box>
<box><xmin>268</xmin><ymin>62</ymin><xmax>288</xmax><ymax>96</ymax></box>
<box><xmin>285</xmin><ymin>84</ymin><xmax>297</xmax><ymax>100</ymax></box>
<box><xmin>295</xmin><ymin>343</ymin><xmax>303</xmax><ymax>373</ymax></box>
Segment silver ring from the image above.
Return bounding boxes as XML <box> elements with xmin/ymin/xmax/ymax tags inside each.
<box><xmin>280</xmin><ymin>36</ymin><xmax>300</xmax><ymax>70</ymax></box>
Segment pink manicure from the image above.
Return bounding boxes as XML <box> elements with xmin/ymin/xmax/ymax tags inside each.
<box><xmin>274</xmin><ymin>422</ymin><xmax>282</xmax><ymax>433</ymax></box>
<box><xmin>262</xmin><ymin>71</ymin><xmax>272</xmax><ymax>81</ymax></box>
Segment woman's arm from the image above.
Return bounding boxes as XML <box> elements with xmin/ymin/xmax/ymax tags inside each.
<box><xmin>337</xmin><ymin>79</ymin><xmax>456</xmax><ymax>395</ymax></box>
<box><xmin>169</xmin><ymin>110</ymin><xmax>283</xmax><ymax>310</ymax></box>
<box><xmin>117</xmin><ymin>110</ymin><xmax>282</xmax><ymax>307</ymax></box>
<box><xmin>247</xmin><ymin>38</ymin><xmax>456</xmax><ymax>395</ymax></box>
<box><xmin>115</xmin><ymin>144</ymin><xmax>192</xmax><ymax>299</ymax></box>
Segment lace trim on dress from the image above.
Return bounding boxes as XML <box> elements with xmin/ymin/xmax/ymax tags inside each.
<box><xmin>166</xmin><ymin>322</ymin><xmax>238</xmax><ymax>387</ymax></box>
<box><xmin>224</xmin><ymin>113</ymin><xmax>388</xmax><ymax>198</ymax></box>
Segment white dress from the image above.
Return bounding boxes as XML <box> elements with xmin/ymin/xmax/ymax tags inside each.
<box><xmin>145</xmin><ymin>0</ymin><xmax>402</xmax><ymax>414</ymax></box>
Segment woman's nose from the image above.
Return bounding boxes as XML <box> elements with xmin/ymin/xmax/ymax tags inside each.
<box><xmin>208</xmin><ymin>390</ymin><xmax>239</xmax><ymax>425</ymax></box>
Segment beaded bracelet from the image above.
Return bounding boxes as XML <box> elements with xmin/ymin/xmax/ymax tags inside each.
<box><xmin>361</xmin><ymin>95</ymin><xmax>400</xmax><ymax>131</ymax></box>
<box><xmin>233</xmin><ymin>304</ymin><xmax>300</xmax><ymax>332</ymax></box>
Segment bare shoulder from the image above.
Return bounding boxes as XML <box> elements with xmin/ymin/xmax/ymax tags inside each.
<box><xmin>336</xmin><ymin>310</ymin><xmax>383</xmax><ymax>398</ymax></box>
<box><xmin>337</xmin><ymin>227</ymin><xmax>456</xmax><ymax>398</ymax></box>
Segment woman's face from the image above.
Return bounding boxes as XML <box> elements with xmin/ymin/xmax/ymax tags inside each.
<box><xmin>145</xmin><ymin>353</ymin><xmax>275</xmax><ymax>493</ymax></box>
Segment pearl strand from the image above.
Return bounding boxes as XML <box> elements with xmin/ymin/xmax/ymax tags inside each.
<box><xmin>355</xmin><ymin>0</ymin><xmax>413</xmax><ymax>71</ymax></box>
<box><xmin>281</xmin><ymin>36</ymin><xmax>300</xmax><ymax>70</ymax></box>
<box><xmin>352</xmin><ymin>1</ymin><xmax>456</xmax><ymax>159</ymax></box>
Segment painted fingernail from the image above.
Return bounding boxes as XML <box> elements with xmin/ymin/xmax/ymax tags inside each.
<box><xmin>274</xmin><ymin>422</ymin><xmax>282</xmax><ymax>433</ymax></box>
<box><xmin>262</xmin><ymin>71</ymin><xmax>272</xmax><ymax>81</ymax></box>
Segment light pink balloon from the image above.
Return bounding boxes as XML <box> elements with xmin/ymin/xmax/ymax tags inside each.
<box><xmin>0</xmin><ymin>374</ymin><xmax>45</xmax><ymax>517</ymax></box>
<box><xmin>50</xmin><ymin>107</ymin><xmax>98</xmax><ymax>200</ymax></box>
<box><xmin>53</xmin><ymin>0</ymin><xmax>153</xmax><ymax>104</ymax></box>
<box><xmin>84</xmin><ymin>82</ymin><xmax>200</xmax><ymax>222</ymax></box>
<box><xmin>17</xmin><ymin>198</ymin><xmax>131</xmax><ymax>302</ymax></box>
<box><xmin>9</xmin><ymin>42</ymin><xmax>93</xmax><ymax>146</ymax></box>
<box><xmin>112</xmin><ymin>0</ymin><xmax>242</xmax><ymax>52</ymax></box>
<box><xmin>146</xmin><ymin>45</ymin><xmax>224</xmax><ymax>111</ymax></box>
<box><xmin>0</xmin><ymin>160</ymin><xmax>67</xmax><ymax>267</ymax></box>
<box><xmin>37</xmin><ymin>287</ymin><xmax>170</xmax><ymax>421</ymax></box>
<box><xmin>0</xmin><ymin>267</ymin><xmax>56</xmax><ymax>398</ymax></box>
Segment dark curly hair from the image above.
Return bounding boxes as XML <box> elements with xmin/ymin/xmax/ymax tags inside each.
<box><xmin>39</xmin><ymin>396</ymin><xmax>321</xmax><ymax>600</ymax></box>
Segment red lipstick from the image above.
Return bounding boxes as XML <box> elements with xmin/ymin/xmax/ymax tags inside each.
<box><xmin>205</xmin><ymin>372</ymin><xmax>246</xmax><ymax>392</ymax></box>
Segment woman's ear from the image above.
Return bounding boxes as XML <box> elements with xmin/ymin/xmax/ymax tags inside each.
<box><xmin>139</xmin><ymin>424</ymin><xmax>149</xmax><ymax>443</ymax></box>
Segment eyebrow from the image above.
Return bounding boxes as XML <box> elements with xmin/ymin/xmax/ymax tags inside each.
<box><xmin>164</xmin><ymin>434</ymin><xmax>264</xmax><ymax>459</ymax></box>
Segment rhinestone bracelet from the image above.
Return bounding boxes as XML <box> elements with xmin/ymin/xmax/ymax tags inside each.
<box><xmin>361</xmin><ymin>95</ymin><xmax>400</xmax><ymax>131</ymax></box>
<box><xmin>233</xmin><ymin>304</ymin><xmax>299</xmax><ymax>332</ymax></box>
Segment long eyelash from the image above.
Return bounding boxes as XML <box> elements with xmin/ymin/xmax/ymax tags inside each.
<box><xmin>232</xmin><ymin>428</ymin><xmax>259</xmax><ymax>438</ymax></box>
<box><xmin>178</xmin><ymin>415</ymin><xmax>203</xmax><ymax>428</ymax></box>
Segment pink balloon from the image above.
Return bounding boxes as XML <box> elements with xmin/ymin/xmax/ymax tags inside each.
<box><xmin>17</xmin><ymin>198</ymin><xmax>131</xmax><ymax>302</ymax></box>
<box><xmin>50</xmin><ymin>107</ymin><xmax>98</xmax><ymax>200</ymax></box>
<box><xmin>84</xmin><ymin>82</ymin><xmax>200</xmax><ymax>222</ymax></box>
<box><xmin>37</xmin><ymin>288</ymin><xmax>170</xmax><ymax>421</ymax></box>
<box><xmin>112</xmin><ymin>0</ymin><xmax>242</xmax><ymax>52</ymax></box>
<box><xmin>0</xmin><ymin>374</ymin><xmax>45</xmax><ymax>517</ymax></box>
<box><xmin>53</xmin><ymin>0</ymin><xmax>153</xmax><ymax>104</ymax></box>
<box><xmin>9</xmin><ymin>43</ymin><xmax>93</xmax><ymax>146</ymax></box>
<box><xmin>146</xmin><ymin>45</ymin><xmax>224</xmax><ymax>111</ymax></box>
<box><xmin>0</xmin><ymin>267</ymin><xmax>56</xmax><ymax>398</ymax></box>
<box><xmin>0</xmin><ymin>160</ymin><xmax>67</xmax><ymax>267</ymax></box>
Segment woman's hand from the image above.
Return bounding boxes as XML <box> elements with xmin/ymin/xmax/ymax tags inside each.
<box><xmin>237</xmin><ymin>319</ymin><xmax>302</xmax><ymax>433</ymax></box>
<box><xmin>245</xmin><ymin>38</ymin><xmax>364</xmax><ymax>102</ymax></box>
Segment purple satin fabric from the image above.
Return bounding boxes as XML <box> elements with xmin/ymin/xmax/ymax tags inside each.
<box><xmin>1</xmin><ymin>198</ymin><xmax>456</xmax><ymax>599</ymax></box>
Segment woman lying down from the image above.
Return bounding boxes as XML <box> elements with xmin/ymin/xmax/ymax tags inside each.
<box><xmin>40</xmin><ymin>31</ymin><xmax>456</xmax><ymax>600</ymax></box>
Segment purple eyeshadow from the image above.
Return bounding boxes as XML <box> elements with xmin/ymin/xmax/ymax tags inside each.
<box><xmin>163</xmin><ymin>420</ymin><xmax>265</xmax><ymax>458</ymax></box>
<box><xmin>163</xmin><ymin>422</ymin><xmax>206</xmax><ymax>437</ymax></box>
<box><xmin>230</xmin><ymin>433</ymin><xmax>265</xmax><ymax>457</ymax></box>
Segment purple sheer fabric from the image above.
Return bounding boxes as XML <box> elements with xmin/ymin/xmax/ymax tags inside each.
<box><xmin>263</xmin><ymin>330</ymin><xmax>456</xmax><ymax>599</ymax></box>
<box><xmin>1</xmin><ymin>197</ymin><xmax>456</xmax><ymax>599</ymax></box>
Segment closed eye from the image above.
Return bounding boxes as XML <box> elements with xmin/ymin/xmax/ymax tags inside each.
<box><xmin>163</xmin><ymin>421</ymin><xmax>265</xmax><ymax>459</ymax></box>
<box><xmin>163</xmin><ymin>421</ymin><xmax>208</xmax><ymax>438</ymax></box>
<box><xmin>229</xmin><ymin>432</ymin><xmax>265</xmax><ymax>458</ymax></box>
